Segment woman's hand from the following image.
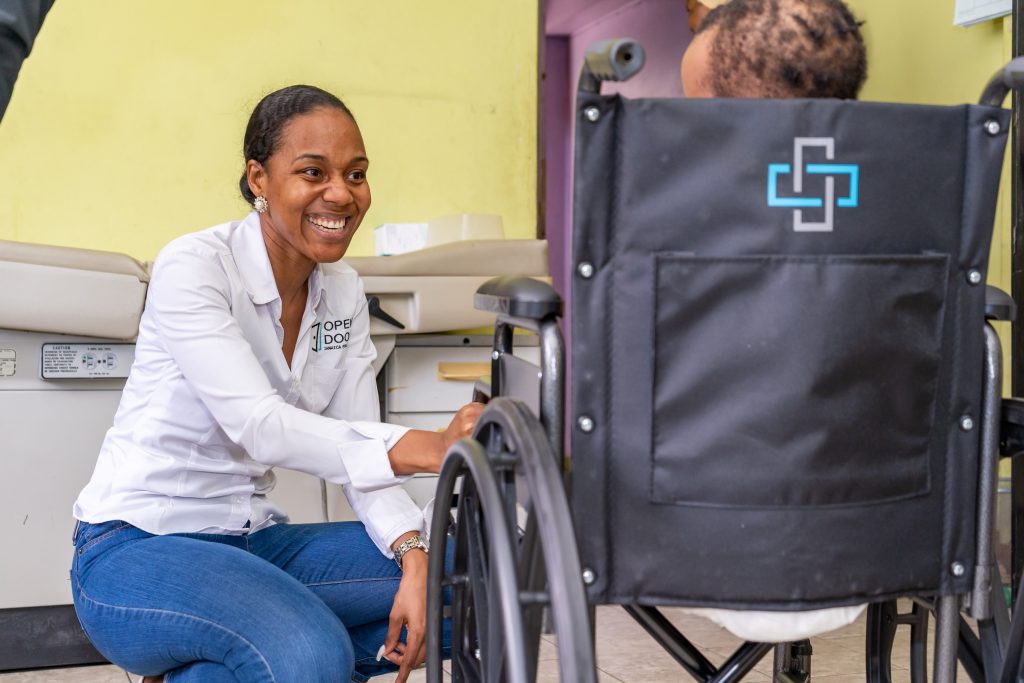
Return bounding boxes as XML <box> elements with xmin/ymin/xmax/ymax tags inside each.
<box><xmin>388</xmin><ymin>402</ymin><xmax>485</xmax><ymax>475</ymax></box>
<box><xmin>381</xmin><ymin>538</ymin><xmax>430</xmax><ymax>682</ymax></box>
<box><xmin>441</xmin><ymin>401</ymin><xmax>485</xmax><ymax>451</ymax></box>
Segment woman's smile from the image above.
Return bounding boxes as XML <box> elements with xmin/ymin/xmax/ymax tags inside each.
<box><xmin>306</xmin><ymin>213</ymin><xmax>348</xmax><ymax>233</ymax></box>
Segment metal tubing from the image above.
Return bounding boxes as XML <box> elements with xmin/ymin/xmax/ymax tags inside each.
<box><xmin>710</xmin><ymin>642</ymin><xmax>775</xmax><ymax>683</ymax></box>
<box><xmin>974</xmin><ymin>324</ymin><xmax>1003</xmax><ymax>620</ymax></box>
<box><xmin>908</xmin><ymin>603</ymin><xmax>929</xmax><ymax>683</ymax></box>
<box><xmin>1011</xmin><ymin>0</ymin><xmax>1024</xmax><ymax>600</ymax></box>
<box><xmin>772</xmin><ymin>643</ymin><xmax>788</xmax><ymax>679</ymax></box>
<box><xmin>538</xmin><ymin>319</ymin><xmax>565</xmax><ymax>460</ymax></box>
<box><xmin>621</xmin><ymin>605</ymin><xmax>716</xmax><ymax>682</ymax></box>
<box><xmin>957</xmin><ymin>619</ymin><xmax>986</xmax><ymax>683</ymax></box>
<box><xmin>979</xmin><ymin>568</ymin><xmax>1011</xmax><ymax>679</ymax></box>
<box><xmin>492</xmin><ymin>322</ymin><xmax>514</xmax><ymax>398</ymax></box>
<box><xmin>980</xmin><ymin>57</ymin><xmax>1024</xmax><ymax>106</ymax></box>
<box><xmin>494</xmin><ymin>314</ymin><xmax>545</xmax><ymax>334</ymax></box>
<box><xmin>933</xmin><ymin>595</ymin><xmax>959</xmax><ymax>683</ymax></box>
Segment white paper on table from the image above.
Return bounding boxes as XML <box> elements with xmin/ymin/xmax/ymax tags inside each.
<box><xmin>954</xmin><ymin>0</ymin><xmax>1010</xmax><ymax>27</ymax></box>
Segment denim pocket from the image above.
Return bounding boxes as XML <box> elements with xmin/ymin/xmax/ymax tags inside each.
<box><xmin>650</xmin><ymin>253</ymin><xmax>949</xmax><ymax>508</ymax></box>
<box><xmin>76</xmin><ymin>520</ymin><xmax>132</xmax><ymax>555</ymax></box>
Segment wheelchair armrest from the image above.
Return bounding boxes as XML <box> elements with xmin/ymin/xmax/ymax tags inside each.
<box><xmin>474</xmin><ymin>276</ymin><xmax>563</xmax><ymax>322</ymax></box>
<box><xmin>986</xmin><ymin>285</ymin><xmax>1016</xmax><ymax>321</ymax></box>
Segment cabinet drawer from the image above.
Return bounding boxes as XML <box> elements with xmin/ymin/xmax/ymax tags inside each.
<box><xmin>387</xmin><ymin>345</ymin><xmax>539</xmax><ymax>413</ymax></box>
<box><xmin>386</xmin><ymin>347</ymin><xmax>492</xmax><ymax>412</ymax></box>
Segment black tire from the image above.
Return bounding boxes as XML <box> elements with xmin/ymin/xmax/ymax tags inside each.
<box><xmin>426</xmin><ymin>398</ymin><xmax>597</xmax><ymax>683</ymax></box>
<box><xmin>426</xmin><ymin>437</ymin><xmax>529</xmax><ymax>683</ymax></box>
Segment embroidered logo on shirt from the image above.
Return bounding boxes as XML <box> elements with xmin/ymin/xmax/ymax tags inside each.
<box><xmin>311</xmin><ymin>319</ymin><xmax>352</xmax><ymax>352</ymax></box>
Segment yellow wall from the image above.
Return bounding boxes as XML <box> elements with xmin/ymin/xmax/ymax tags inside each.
<box><xmin>851</xmin><ymin>0</ymin><xmax>1007</xmax><ymax>107</ymax></box>
<box><xmin>0</xmin><ymin>1</ymin><xmax>538</xmax><ymax>260</ymax></box>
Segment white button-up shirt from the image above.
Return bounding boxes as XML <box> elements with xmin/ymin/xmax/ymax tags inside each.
<box><xmin>74</xmin><ymin>212</ymin><xmax>423</xmax><ymax>557</ymax></box>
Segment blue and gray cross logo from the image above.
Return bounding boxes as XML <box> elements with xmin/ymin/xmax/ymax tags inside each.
<box><xmin>767</xmin><ymin>137</ymin><xmax>859</xmax><ymax>232</ymax></box>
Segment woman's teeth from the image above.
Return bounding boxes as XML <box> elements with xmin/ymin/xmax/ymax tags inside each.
<box><xmin>307</xmin><ymin>216</ymin><xmax>347</xmax><ymax>231</ymax></box>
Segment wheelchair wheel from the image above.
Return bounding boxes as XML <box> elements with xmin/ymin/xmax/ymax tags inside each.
<box><xmin>426</xmin><ymin>397</ymin><xmax>597</xmax><ymax>683</ymax></box>
<box><xmin>866</xmin><ymin>593</ymin><xmax>1008</xmax><ymax>683</ymax></box>
<box><xmin>866</xmin><ymin>601</ymin><xmax>929</xmax><ymax>683</ymax></box>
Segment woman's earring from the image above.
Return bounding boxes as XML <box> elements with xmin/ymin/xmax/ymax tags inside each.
<box><xmin>254</xmin><ymin>195</ymin><xmax>269</xmax><ymax>214</ymax></box>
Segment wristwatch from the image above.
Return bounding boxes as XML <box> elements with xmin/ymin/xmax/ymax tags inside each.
<box><xmin>393</xmin><ymin>534</ymin><xmax>429</xmax><ymax>569</ymax></box>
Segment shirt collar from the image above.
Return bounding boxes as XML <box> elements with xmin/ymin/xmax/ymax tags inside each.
<box><xmin>309</xmin><ymin>265</ymin><xmax>329</xmax><ymax>314</ymax></box>
<box><xmin>231</xmin><ymin>211</ymin><xmax>345</xmax><ymax>316</ymax></box>
<box><xmin>231</xmin><ymin>211</ymin><xmax>280</xmax><ymax>306</ymax></box>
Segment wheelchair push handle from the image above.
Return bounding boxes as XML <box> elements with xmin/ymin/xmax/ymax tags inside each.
<box><xmin>985</xmin><ymin>285</ymin><xmax>1016</xmax><ymax>321</ymax></box>
<box><xmin>979</xmin><ymin>56</ymin><xmax>1024</xmax><ymax>106</ymax></box>
<box><xmin>578</xmin><ymin>38</ymin><xmax>646</xmax><ymax>93</ymax></box>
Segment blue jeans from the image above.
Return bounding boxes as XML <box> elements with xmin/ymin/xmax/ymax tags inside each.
<box><xmin>71</xmin><ymin>519</ymin><xmax>449</xmax><ymax>682</ymax></box>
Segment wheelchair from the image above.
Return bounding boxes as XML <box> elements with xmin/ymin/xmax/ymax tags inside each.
<box><xmin>425</xmin><ymin>40</ymin><xmax>1024</xmax><ymax>683</ymax></box>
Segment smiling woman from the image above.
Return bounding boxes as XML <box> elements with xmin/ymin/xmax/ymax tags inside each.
<box><xmin>68</xmin><ymin>84</ymin><xmax>481</xmax><ymax>683</ymax></box>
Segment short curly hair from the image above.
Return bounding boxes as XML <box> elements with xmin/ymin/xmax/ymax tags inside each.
<box><xmin>698</xmin><ymin>0</ymin><xmax>867</xmax><ymax>99</ymax></box>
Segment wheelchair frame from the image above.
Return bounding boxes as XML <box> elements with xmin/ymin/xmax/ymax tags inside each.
<box><xmin>425</xmin><ymin>41</ymin><xmax>1024</xmax><ymax>683</ymax></box>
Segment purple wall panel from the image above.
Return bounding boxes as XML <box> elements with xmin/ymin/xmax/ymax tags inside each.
<box><xmin>566</xmin><ymin>0</ymin><xmax>690</xmax><ymax>102</ymax></box>
<box><xmin>544</xmin><ymin>0</ymin><xmax>694</xmax><ymax>333</ymax></box>
<box><xmin>543</xmin><ymin>0</ymin><xmax>693</xmax><ymax>432</ymax></box>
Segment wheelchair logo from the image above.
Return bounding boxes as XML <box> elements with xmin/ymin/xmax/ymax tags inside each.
<box><xmin>767</xmin><ymin>137</ymin><xmax>859</xmax><ymax>232</ymax></box>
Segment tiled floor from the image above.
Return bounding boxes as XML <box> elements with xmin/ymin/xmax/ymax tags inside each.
<box><xmin>0</xmin><ymin>602</ymin><xmax>950</xmax><ymax>682</ymax></box>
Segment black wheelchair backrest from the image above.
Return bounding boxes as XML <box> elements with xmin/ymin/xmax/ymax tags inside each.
<box><xmin>569</xmin><ymin>93</ymin><xmax>1009</xmax><ymax>609</ymax></box>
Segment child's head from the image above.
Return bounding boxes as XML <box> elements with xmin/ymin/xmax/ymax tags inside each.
<box><xmin>681</xmin><ymin>0</ymin><xmax>867</xmax><ymax>100</ymax></box>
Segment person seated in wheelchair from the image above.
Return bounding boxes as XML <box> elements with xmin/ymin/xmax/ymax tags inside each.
<box><xmin>682</xmin><ymin>0</ymin><xmax>866</xmax><ymax>100</ymax></box>
<box><xmin>676</xmin><ymin>0</ymin><xmax>869</xmax><ymax>640</ymax></box>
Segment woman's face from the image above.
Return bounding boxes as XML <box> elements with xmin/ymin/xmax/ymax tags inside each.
<box><xmin>247</xmin><ymin>106</ymin><xmax>371</xmax><ymax>268</ymax></box>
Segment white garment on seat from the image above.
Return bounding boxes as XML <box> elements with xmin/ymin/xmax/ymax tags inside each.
<box><xmin>687</xmin><ymin>605</ymin><xmax>866</xmax><ymax>642</ymax></box>
<box><xmin>74</xmin><ymin>212</ymin><xmax>424</xmax><ymax>558</ymax></box>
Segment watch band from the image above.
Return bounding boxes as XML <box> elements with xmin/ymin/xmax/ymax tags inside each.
<box><xmin>393</xmin><ymin>534</ymin><xmax>429</xmax><ymax>568</ymax></box>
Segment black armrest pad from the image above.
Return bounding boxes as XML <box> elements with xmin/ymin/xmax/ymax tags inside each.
<box><xmin>986</xmin><ymin>285</ymin><xmax>1016</xmax><ymax>321</ymax></box>
<box><xmin>474</xmin><ymin>276</ymin><xmax>563</xmax><ymax>320</ymax></box>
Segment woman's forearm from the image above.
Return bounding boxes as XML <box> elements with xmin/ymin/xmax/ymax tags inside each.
<box><xmin>387</xmin><ymin>429</ymin><xmax>446</xmax><ymax>475</ymax></box>
<box><xmin>387</xmin><ymin>402</ymin><xmax>485</xmax><ymax>475</ymax></box>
